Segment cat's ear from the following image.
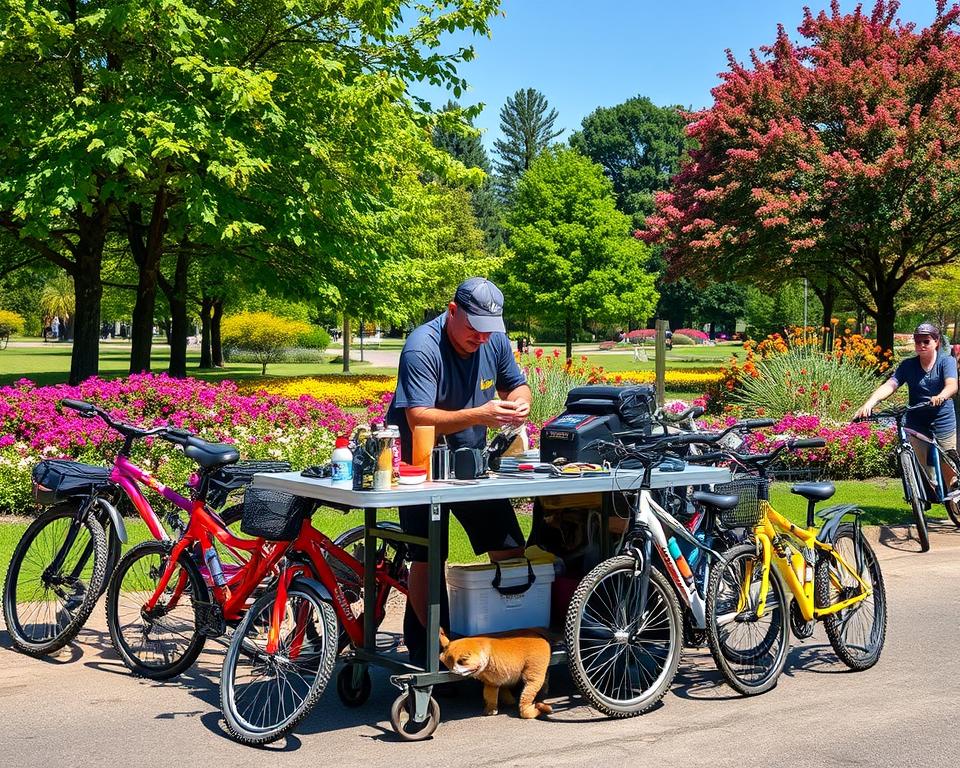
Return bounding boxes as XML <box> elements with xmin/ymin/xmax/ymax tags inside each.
<box><xmin>439</xmin><ymin>627</ymin><xmax>450</xmax><ymax>650</ymax></box>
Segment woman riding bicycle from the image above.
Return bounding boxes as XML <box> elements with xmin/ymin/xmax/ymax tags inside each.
<box><xmin>854</xmin><ymin>322</ymin><xmax>958</xmax><ymax>481</ymax></box>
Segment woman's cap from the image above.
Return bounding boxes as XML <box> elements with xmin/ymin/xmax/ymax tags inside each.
<box><xmin>914</xmin><ymin>322</ymin><xmax>940</xmax><ymax>339</ymax></box>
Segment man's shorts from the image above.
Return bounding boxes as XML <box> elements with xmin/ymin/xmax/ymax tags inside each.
<box><xmin>399</xmin><ymin>499</ymin><xmax>525</xmax><ymax>562</ymax></box>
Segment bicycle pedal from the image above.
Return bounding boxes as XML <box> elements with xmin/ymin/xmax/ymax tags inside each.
<box><xmin>944</xmin><ymin>489</ymin><xmax>960</xmax><ymax>503</ymax></box>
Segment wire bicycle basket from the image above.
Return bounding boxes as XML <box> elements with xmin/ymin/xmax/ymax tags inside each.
<box><xmin>712</xmin><ymin>476</ymin><xmax>769</xmax><ymax>529</ymax></box>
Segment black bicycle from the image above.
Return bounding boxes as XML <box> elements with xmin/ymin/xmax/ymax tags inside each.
<box><xmin>858</xmin><ymin>401</ymin><xmax>960</xmax><ymax>552</ymax></box>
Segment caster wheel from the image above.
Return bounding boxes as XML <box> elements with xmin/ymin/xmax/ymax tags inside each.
<box><xmin>390</xmin><ymin>691</ymin><xmax>440</xmax><ymax>741</ymax></box>
<box><xmin>336</xmin><ymin>664</ymin><xmax>372</xmax><ymax>707</ymax></box>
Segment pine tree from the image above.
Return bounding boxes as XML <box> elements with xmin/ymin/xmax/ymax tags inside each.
<box><xmin>493</xmin><ymin>88</ymin><xmax>563</xmax><ymax>195</ymax></box>
<box><xmin>433</xmin><ymin>101</ymin><xmax>503</xmax><ymax>249</ymax></box>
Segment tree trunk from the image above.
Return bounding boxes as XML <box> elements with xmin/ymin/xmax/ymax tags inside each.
<box><xmin>342</xmin><ymin>316</ymin><xmax>351</xmax><ymax>373</ymax></box>
<box><xmin>873</xmin><ymin>298</ymin><xmax>897</xmax><ymax>356</ymax></box>
<box><xmin>160</xmin><ymin>250</ymin><xmax>190</xmax><ymax>378</ymax></box>
<box><xmin>126</xmin><ymin>192</ymin><xmax>169</xmax><ymax>374</ymax></box>
<box><xmin>69</xmin><ymin>250</ymin><xmax>104</xmax><ymax>386</ymax></box>
<box><xmin>67</xmin><ymin>208</ymin><xmax>110</xmax><ymax>385</ymax></box>
<box><xmin>212</xmin><ymin>299</ymin><xmax>224</xmax><ymax>367</ymax></box>
<box><xmin>199</xmin><ymin>295</ymin><xmax>213</xmax><ymax>369</ymax></box>
<box><xmin>564</xmin><ymin>314</ymin><xmax>573</xmax><ymax>361</ymax></box>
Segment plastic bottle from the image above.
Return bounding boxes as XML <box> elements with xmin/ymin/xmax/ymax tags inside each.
<box><xmin>666</xmin><ymin>537</ymin><xmax>695</xmax><ymax>590</ymax></box>
<box><xmin>204</xmin><ymin>544</ymin><xmax>227</xmax><ymax>588</ymax></box>
<box><xmin>331</xmin><ymin>436</ymin><xmax>353</xmax><ymax>486</ymax></box>
<box><xmin>387</xmin><ymin>424</ymin><xmax>401</xmax><ymax>475</ymax></box>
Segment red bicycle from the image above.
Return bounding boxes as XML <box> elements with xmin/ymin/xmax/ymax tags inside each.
<box><xmin>217</xmin><ymin>499</ymin><xmax>409</xmax><ymax>746</ymax></box>
<box><xmin>2</xmin><ymin>399</ymin><xmax>279</xmax><ymax>656</ymax></box>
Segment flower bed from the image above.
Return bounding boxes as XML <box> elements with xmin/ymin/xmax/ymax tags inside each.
<box><xmin>0</xmin><ymin>375</ymin><xmax>361</xmax><ymax>515</ymax></box>
<box><xmin>241</xmin><ymin>375</ymin><xmax>396</xmax><ymax>408</ymax></box>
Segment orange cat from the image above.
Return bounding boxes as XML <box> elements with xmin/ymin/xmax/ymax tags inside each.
<box><xmin>439</xmin><ymin>629</ymin><xmax>553</xmax><ymax>719</ymax></box>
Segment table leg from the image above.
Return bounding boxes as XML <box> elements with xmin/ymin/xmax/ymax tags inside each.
<box><xmin>425</xmin><ymin>496</ymin><xmax>442</xmax><ymax>675</ymax></box>
<box><xmin>363</xmin><ymin>507</ymin><xmax>376</xmax><ymax>652</ymax></box>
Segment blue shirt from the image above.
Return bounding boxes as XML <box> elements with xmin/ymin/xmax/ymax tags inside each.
<box><xmin>890</xmin><ymin>354</ymin><xmax>958</xmax><ymax>437</ymax></box>
<box><xmin>386</xmin><ymin>314</ymin><xmax>527</xmax><ymax>460</ymax></box>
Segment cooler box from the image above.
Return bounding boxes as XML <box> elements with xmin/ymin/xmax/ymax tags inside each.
<box><xmin>447</xmin><ymin>558</ymin><xmax>556</xmax><ymax>636</ymax></box>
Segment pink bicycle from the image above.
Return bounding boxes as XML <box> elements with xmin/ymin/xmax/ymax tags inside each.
<box><xmin>2</xmin><ymin>398</ymin><xmax>286</xmax><ymax>656</ymax></box>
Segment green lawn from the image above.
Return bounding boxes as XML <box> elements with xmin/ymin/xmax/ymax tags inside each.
<box><xmin>0</xmin><ymin>342</ymin><xmax>396</xmax><ymax>387</ymax></box>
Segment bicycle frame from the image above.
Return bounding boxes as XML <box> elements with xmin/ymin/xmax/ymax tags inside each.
<box><xmin>750</xmin><ymin>504</ymin><xmax>871</xmax><ymax>623</ymax></box>
<box><xmin>628</xmin><ymin>488</ymin><xmax>719</xmax><ymax>628</ymax></box>
<box><xmin>108</xmin><ymin>454</ymin><xmax>195</xmax><ymax>541</ymax></box>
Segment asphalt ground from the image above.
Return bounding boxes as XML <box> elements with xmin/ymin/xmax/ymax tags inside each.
<box><xmin>2</xmin><ymin>521</ymin><xmax>958</xmax><ymax>768</ymax></box>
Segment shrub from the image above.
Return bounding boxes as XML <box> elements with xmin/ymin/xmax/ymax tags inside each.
<box><xmin>221</xmin><ymin>312</ymin><xmax>312</xmax><ymax>374</ymax></box>
<box><xmin>517</xmin><ymin>348</ymin><xmax>592</xmax><ymax>425</ymax></box>
<box><xmin>0</xmin><ymin>310</ymin><xmax>25</xmax><ymax>338</ymax></box>
<box><xmin>674</xmin><ymin>328</ymin><xmax>709</xmax><ymax>341</ymax></box>
<box><xmin>671</xmin><ymin>333</ymin><xmax>695</xmax><ymax>345</ymax></box>
<box><xmin>734</xmin><ymin>346</ymin><xmax>878</xmax><ymax>421</ymax></box>
<box><xmin>298</xmin><ymin>326</ymin><xmax>332</xmax><ymax>350</ymax></box>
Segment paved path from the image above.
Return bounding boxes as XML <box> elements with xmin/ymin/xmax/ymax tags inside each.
<box><xmin>2</xmin><ymin>522</ymin><xmax>958</xmax><ymax>767</ymax></box>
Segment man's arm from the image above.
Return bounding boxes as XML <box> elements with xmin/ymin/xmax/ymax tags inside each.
<box><xmin>406</xmin><ymin>396</ymin><xmax>528</xmax><ymax>434</ymax></box>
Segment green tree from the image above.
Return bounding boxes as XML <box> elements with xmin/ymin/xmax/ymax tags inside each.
<box><xmin>433</xmin><ymin>101</ymin><xmax>503</xmax><ymax>250</ymax></box>
<box><xmin>503</xmin><ymin>147</ymin><xmax>658</xmax><ymax>359</ymax></box>
<box><xmin>0</xmin><ymin>0</ymin><xmax>502</xmax><ymax>383</ymax></box>
<box><xmin>220</xmin><ymin>311</ymin><xmax>310</xmax><ymax>375</ymax></box>
<box><xmin>493</xmin><ymin>88</ymin><xmax>563</xmax><ymax>196</ymax></box>
<box><xmin>570</xmin><ymin>96</ymin><xmax>690</xmax><ymax>227</ymax></box>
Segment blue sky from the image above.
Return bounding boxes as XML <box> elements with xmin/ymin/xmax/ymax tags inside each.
<box><xmin>415</xmin><ymin>0</ymin><xmax>941</xmax><ymax>152</ymax></box>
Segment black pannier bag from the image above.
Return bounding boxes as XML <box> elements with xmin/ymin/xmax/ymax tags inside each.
<box><xmin>240</xmin><ymin>486</ymin><xmax>313</xmax><ymax>541</ymax></box>
<box><xmin>32</xmin><ymin>459</ymin><xmax>113</xmax><ymax>506</ymax></box>
<box><xmin>206</xmin><ymin>460</ymin><xmax>292</xmax><ymax>509</ymax></box>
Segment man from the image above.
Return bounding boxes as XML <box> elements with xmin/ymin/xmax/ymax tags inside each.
<box><xmin>855</xmin><ymin>322</ymin><xmax>958</xmax><ymax>483</ymax></box>
<box><xmin>386</xmin><ymin>277</ymin><xmax>532</xmax><ymax>665</ymax></box>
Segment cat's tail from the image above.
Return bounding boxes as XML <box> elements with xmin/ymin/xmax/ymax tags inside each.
<box><xmin>535</xmin><ymin>702</ymin><xmax>553</xmax><ymax>715</ymax></box>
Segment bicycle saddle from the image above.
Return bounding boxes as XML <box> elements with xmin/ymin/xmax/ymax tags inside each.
<box><xmin>790</xmin><ymin>481</ymin><xmax>835</xmax><ymax>502</ymax></box>
<box><xmin>184</xmin><ymin>437</ymin><xmax>241</xmax><ymax>469</ymax></box>
<box><xmin>691</xmin><ymin>490</ymin><xmax>739</xmax><ymax>511</ymax></box>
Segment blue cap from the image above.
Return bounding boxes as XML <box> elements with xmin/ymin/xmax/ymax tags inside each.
<box><xmin>454</xmin><ymin>277</ymin><xmax>506</xmax><ymax>333</ymax></box>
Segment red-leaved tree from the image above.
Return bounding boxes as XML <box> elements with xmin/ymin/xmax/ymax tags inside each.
<box><xmin>642</xmin><ymin>0</ymin><xmax>960</xmax><ymax>352</ymax></box>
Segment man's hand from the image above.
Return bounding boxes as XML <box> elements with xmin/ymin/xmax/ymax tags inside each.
<box><xmin>931</xmin><ymin>394</ymin><xmax>947</xmax><ymax>407</ymax></box>
<box><xmin>853</xmin><ymin>402</ymin><xmax>873</xmax><ymax>420</ymax></box>
<box><xmin>476</xmin><ymin>399</ymin><xmax>526</xmax><ymax>428</ymax></box>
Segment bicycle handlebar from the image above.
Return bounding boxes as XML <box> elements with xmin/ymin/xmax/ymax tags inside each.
<box><xmin>857</xmin><ymin>400</ymin><xmax>933</xmax><ymax>422</ymax></box>
<box><xmin>60</xmin><ymin>399</ymin><xmax>195</xmax><ymax>444</ymax></box>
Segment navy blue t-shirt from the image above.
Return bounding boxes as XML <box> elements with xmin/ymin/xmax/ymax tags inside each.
<box><xmin>890</xmin><ymin>354</ymin><xmax>958</xmax><ymax>437</ymax></box>
<box><xmin>386</xmin><ymin>314</ymin><xmax>527</xmax><ymax>461</ymax></box>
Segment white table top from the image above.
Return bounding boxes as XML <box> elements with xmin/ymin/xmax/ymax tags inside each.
<box><xmin>252</xmin><ymin>465</ymin><xmax>732</xmax><ymax>507</ymax></box>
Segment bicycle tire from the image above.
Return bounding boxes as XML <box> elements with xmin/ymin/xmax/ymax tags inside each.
<box><xmin>2</xmin><ymin>503</ymin><xmax>108</xmax><ymax>656</ymax></box>
<box><xmin>815</xmin><ymin>522</ymin><xmax>887</xmax><ymax>671</ymax></box>
<box><xmin>565</xmin><ymin>555</ymin><xmax>682</xmax><ymax>718</ymax></box>
<box><xmin>220</xmin><ymin>580</ymin><xmax>338</xmax><ymax>745</ymax></box>
<box><xmin>938</xmin><ymin>451</ymin><xmax>960</xmax><ymax>528</ymax></box>
<box><xmin>706</xmin><ymin>544</ymin><xmax>791</xmax><ymax>696</ymax></box>
<box><xmin>900</xmin><ymin>451</ymin><xmax>930</xmax><ymax>552</ymax></box>
<box><xmin>106</xmin><ymin>540</ymin><xmax>207</xmax><ymax>679</ymax></box>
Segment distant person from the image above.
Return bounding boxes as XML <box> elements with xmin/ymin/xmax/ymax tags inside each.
<box><xmin>119</xmin><ymin>322</ymin><xmax>127</xmax><ymax>340</ymax></box>
<box><xmin>50</xmin><ymin>315</ymin><xmax>60</xmax><ymax>340</ymax></box>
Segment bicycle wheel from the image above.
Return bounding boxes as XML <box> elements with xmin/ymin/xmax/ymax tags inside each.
<box><xmin>2</xmin><ymin>504</ymin><xmax>108</xmax><ymax>656</ymax></box>
<box><xmin>220</xmin><ymin>580</ymin><xmax>338</xmax><ymax>745</ymax></box>
<box><xmin>328</xmin><ymin>523</ymin><xmax>408</xmax><ymax>651</ymax></box>
<box><xmin>815</xmin><ymin>522</ymin><xmax>887</xmax><ymax>671</ymax></box>
<box><xmin>565</xmin><ymin>555</ymin><xmax>682</xmax><ymax>717</ymax></box>
<box><xmin>939</xmin><ymin>451</ymin><xmax>960</xmax><ymax>528</ymax></box>
<box><xmin>900</xmin><ymin>451</ymin><xmax>930</xmax><ymax>552</ymax></box>
<box><xmin>706</xmin><ymin>544</ymin><xmax>790</xmax><ymax>695</ymax></box>
<box><xmin>106</xmin><ymin>540</ymin><xmax>207</xmax><ymax>679</ymax></box>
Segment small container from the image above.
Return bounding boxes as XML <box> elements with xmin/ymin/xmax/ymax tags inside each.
<box><xmin>331</xmin><ymin>436</ymin><xmax>353</xmax><ymax>486</ymax></box>
<box><xmin>432</xmin><ymin>443</ymin><xmax>451</xmax><ymax>480</ymax></box>
<box><xmin>398</xmin><ymin>464</ymin><xmax>427</xmax><ymax>485</ymax></box>
<box><xmin>387</xmin><ymin>424</ymin><xmax>401</xmax><ymax>474</ymax></box>
<box><xmin>374</xmin><ymin>430</ymin><xmax>394</xmax><ymax>490</ymax></box>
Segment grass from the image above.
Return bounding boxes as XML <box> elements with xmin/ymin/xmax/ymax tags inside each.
<box><xmin>0</xmin><ymin>342</ymin><xmax>396</xmax><ymax>387</ymax></box>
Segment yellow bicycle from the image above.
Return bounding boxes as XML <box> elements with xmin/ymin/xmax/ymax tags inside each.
<box><xmin>705</xmin><ymin>440</ymin><xmax>887</xmax><ymax>695</ymax></box>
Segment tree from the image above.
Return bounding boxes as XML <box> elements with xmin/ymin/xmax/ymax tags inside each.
<box><xmin>642</xmin><ymin>1</ymin><xmax>960</xmax><ymax>353</ymax></box>
<box><xmin>433</xmin><ymin>101</ymin><xmax>503</xmax><ymax>249</ymax></box>
<box><xmin>0</xmin><ymin>0</ymin><xmax>503</xmax><ymax>383</ymax></box>
<box><xmin>493</xmin><ymin>88</ymin><xmax>563</xmax><ymax>195</ymax></box>
<box><xmin>570</xmin><ymin>96</ymin><xmax>690</xmax><ymax>227</ymax></box>
<box><xmin>503</xmin><ymin>147</ymin><xmax>658</xmax><ymax>359</ymax></box>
